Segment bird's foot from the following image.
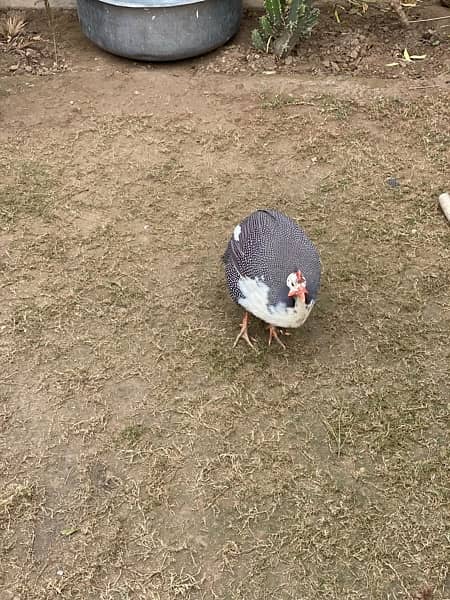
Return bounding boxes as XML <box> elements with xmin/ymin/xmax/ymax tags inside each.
<box><xmin>267</xmin><ymin>325</ymin><xmax>287</xmax><ymax>349</ymax></box>
<box><xmin>233</xmin><ymin>312</ymin><xmax>256</xmax><ymax>349</ymax></box>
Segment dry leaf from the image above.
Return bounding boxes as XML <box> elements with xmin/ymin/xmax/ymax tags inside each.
<box><xmin>403</xmin><ymin>48</ymin><xmax>412</xmax><ymax>61</ymax></box>
<box><xmin>61</xmin><ymin>527</ymin><xmax>79</xmax><ymax>537</ymax></box>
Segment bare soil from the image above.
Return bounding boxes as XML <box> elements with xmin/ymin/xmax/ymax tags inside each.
<box><xmin>0</xmin><ymin>2</ymin><xmax>449</xmax><ymax>599</ymax></box>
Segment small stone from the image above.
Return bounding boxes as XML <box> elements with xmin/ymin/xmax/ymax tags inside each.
<box><xmin>386</xmin><ymin>177</ymin><xmax>400</xmax><ymax>188</ymax></box>
<box><xmin>9</xmin><ymin>64</ymin><xmax>19</xmax><ymax>72</ymax></box>
<box><xmin>438</xmin><ymin>192</ymin><xmax>450</xmax><ymax>222</ymax></box>
<box><xmin>284</xmin><ymin>55</ymin><xmax>293</xmax><ymax>65</ymax></box>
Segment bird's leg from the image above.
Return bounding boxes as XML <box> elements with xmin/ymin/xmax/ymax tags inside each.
<box><xmin>267</xmin><ymin>325</ymin><xmax>286</xmax><ymax>349</ymax></box>
<box><xmin>233</xmin><ymin>312</ymin><xmax>255</xmax><ymax>349</ymax></box>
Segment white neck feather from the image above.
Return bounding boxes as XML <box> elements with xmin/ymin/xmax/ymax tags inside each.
<box><xmin>237</xmin><ymin>277</ymin><xmax>315</xmax><ymax>329</ymax></box>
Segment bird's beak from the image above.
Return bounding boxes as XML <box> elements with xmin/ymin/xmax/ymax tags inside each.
<box><xmin>288</xmin><ymin>284</ymin><xmax>307</xmax><ymax>301</ymax></box>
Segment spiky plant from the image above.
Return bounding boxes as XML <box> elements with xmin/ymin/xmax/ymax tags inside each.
<box><xmin>0</xmin><ymin>12</ymin><xmax>27</xmax><ymax>42</ymax></box>
<box><xmin>252</xmin><ymin>0</ymin><xmax>319</xmax><ymax>58</ymax></box>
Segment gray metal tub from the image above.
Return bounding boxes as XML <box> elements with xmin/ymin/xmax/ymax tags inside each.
<box><xmin>76</xmin><ymin>0</ymin><xmax>243</xmax><ymax>61</ymax></box>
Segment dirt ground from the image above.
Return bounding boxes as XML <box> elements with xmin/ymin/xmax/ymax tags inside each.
<box><xmin>0</xmin><ymin>1</ymin><xmax>449</xmax><ymax>599</ymax></box>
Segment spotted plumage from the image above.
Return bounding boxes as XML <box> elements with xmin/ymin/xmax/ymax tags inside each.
<box><xmin>223</xmin><ymin>209</ymin><xmax>321</xmax><ymax>347</ymax></box>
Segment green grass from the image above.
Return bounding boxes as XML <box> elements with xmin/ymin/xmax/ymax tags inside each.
<box><xmin>118</xmin><ymin>424</ymin><xmax>148</xmax><ymax>447</ymax></box>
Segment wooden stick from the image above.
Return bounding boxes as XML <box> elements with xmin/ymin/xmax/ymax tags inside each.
<box><xmin>409</xmin><ymin>15</ymin><xmax>450</xmax><ymax>23</ymax></box>
<box><xmin>408</xmin><ymin>85</ymin><xmax>440</xmax><ymax>90</ymax></box>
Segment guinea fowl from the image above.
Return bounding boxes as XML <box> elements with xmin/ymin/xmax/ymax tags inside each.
<box><xmin>223</xmin><ymin>209</ymin><xmax>321</xmax><ymax>349</ymax></box>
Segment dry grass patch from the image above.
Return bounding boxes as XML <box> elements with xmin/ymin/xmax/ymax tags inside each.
<box><xmin>0</xmin><ymin>72</ymin><xmax>448</xmax><ymax>599</ymax></box>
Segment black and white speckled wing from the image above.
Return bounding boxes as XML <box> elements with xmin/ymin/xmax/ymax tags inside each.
<box><xmin>223</xmin><ymin>209</ymin><xmax>321</xmax><ymax>309</ymax></box>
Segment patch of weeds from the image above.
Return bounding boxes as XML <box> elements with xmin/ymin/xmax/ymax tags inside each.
<box><xmin>11</xmin><ymin>304</ymin><xmax>45</xmax><ymax>338</ymax></box>
<box><xmin>315</xmin><ymin>94</ymin><xmax>356</xmax><ymax>120</ymax></box>
<box><xmin>421</xmin><ymin>272</ymin><xmax>449</xmax><ymax>296</ymax></box>
<box><xmin>205</xmin><ymin>337</ymin><xmax>273</xmax><ymax>382</ymax></box>
<box><xmin>422</xmin><ymin>130</ymin><xmax>450</xmax><ymax>148</ymax></box>
<box><xmin>0</xmin><ymin>160</ymin><xmax>59</xmax><ymax>225</ymax></box>
<box><xmin>316</xmin><ymin>179</ymin><xmax>353</xmax><ymax>199</ymax></box>
<box><xmin>205</xmin><ymin>345</ymin><xmax>246</xmax><ymax>381</ymax></box>
<box><xmin>103</xmin><ymin>281</ymin><xmax>147</xmax><ymax>309</ymax></box>
<box><xmin>118</xmin><ymin>424</ymin><xmax>148</xmax><ymax>447</ymax></box>
<box><xmin>141</xmin><ymin>462</ymin><xmax>170</xmax><ymax>510</ymax></box>
<box><xmin>369</xmin><ymin>96</ymin><xmax>434</xmax><ymax>122</ymax></box>
<box><xmin>167</xmin><ymin>570</ymin><xmax>202</xmax><ymax>597</ymax></box>
<box><xmin>260</xmin><ymin>93</ymin><xmax>304</xmax><ymax>109</ymax></box>
<box><xmin>142</xmin><ymin>158</ymin><xmax>185</xmax><ymax>182</ymax></box>
<box><xmin>0</xmin><ymin>482</ymin><xmax>36</xmax><ymax>524</ymax></box>
<box><xmin>370</xmin><ymin>96</ymin><xmax>404</xmax><ymax>120</ymax></box>
<box><xmin>10</xmin><ymin>298</ymin><xmax>78</xmax><ymax>344</ymax></box>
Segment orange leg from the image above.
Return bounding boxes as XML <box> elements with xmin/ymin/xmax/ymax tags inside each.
<box><xmin>267</xmin><ymin>325</ymin><xmax>288</xmax><ymax>349</ymax></box>
<box><xmin>233</xmin><ymin>312</ymin><xmax>256</xmax><ymax>349</ymax></box>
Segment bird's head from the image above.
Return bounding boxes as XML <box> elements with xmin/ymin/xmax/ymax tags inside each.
<box><xmin>286</xmin><ymin>270</ymin><xmax>308</xmax><ymax>303</ymax></box>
